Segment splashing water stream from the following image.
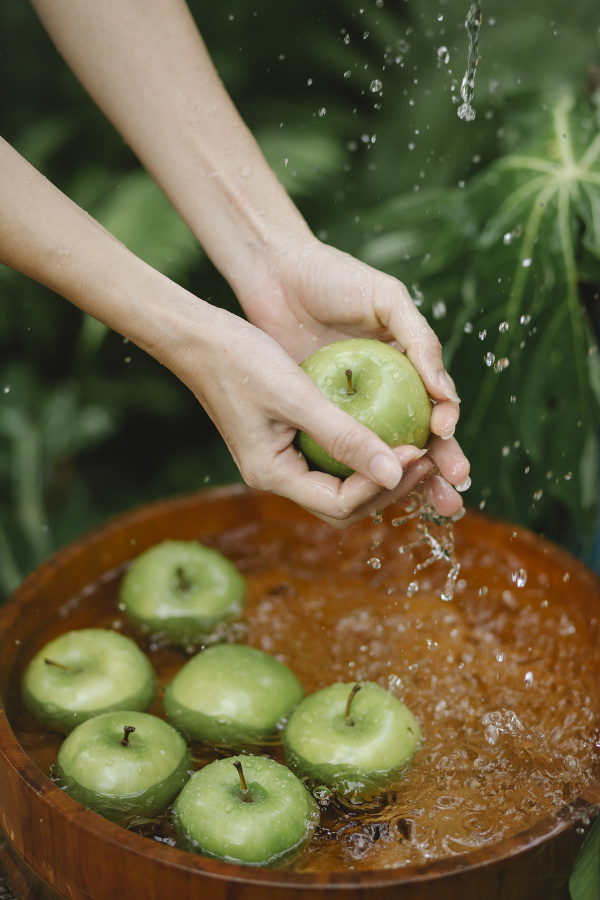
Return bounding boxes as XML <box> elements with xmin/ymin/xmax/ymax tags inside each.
<box><xmin>457</xmin><ymin>1</ymin><xmax>482</xmax><ymax>121</ymax></box>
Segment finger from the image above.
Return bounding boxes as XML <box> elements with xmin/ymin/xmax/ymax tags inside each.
<box><xmin>303</xmin><ymin>456</ymin><xmax>436</xmax><ymax>529</ymax></box>
<box><xmin>292</xmin><ymin>382</ymin><xmax>408</xmax><ymax>491</ymax></box>
<box><xmin>376</xmin><ymin>282</ymin><xmax>461</xmax><ymax>405</ymax></box>
<box><xmin>427</xmin><ymin>434</ymin><xmax>471</xmax><ymax>487</ymax></box>
<box><xmin>430</xmin><ymin>399</ymin><xmax>460</xmax><ymax>440</ymax></box>
<box><xmin>422</xmin><ymin>474</ymin><xmax>464</xmax><ymax>519</ymax></box>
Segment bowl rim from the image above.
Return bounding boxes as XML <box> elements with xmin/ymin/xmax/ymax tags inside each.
<box><xmin>1</xmin><ymin>484</ymin><xmax>600</xmax><ymax>890</ymax></box>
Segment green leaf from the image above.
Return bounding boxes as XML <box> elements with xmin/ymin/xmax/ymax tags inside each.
<box><xmin>359</xmin><ymin>90</ymin><xmax>600</xmax><ymax>536</ymax></box>
<box><xmin>570</xmin><ymin>815</ymin><xmax>600</xmax><ymax>900</ymax></box>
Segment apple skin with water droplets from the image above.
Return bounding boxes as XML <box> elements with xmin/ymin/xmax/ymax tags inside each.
<box><xmin>294</xmin><ymin>339</ymin><xmax>431</xmax><ymax>478</ymax></box>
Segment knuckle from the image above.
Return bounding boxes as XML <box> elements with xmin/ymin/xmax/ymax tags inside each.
<box><xmin>328</xmin><ymin>428</ymin><xmax>366</xmax><ymax>468</ymax></box>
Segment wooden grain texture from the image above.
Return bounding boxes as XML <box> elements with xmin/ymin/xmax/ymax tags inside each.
<box><xmin>0</xmin><ymin>486</ymin><xmax>598</xmax><ymax>900</ymax></box>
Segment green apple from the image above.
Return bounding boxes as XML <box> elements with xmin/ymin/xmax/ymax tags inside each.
<box><xmin>294</xmin><ymin>338</ymin><xmax>431</xmax><ymax>478</ymax></box>
<box><xmin>118</xmin><ymin>540</ymin><xmax>246</xmax><ymax>646</ymax></box>
<box><xmin>163</xmin><ymin>643</ymin><xmax>304</xmax><ymax>747</ymax></box>
<box><xmin>173</xmin><ymin>755</ymin><xmax>319</xmax><ymax>867</ymax></box>
<box><xmin>22</xmin><ymin>628</ymin><xmax>156</xmax><ymax>733</ymax></box>
<box><xmin>282</xmin><ymin>682</ymin><xmax>421</xmax><ymax>796</ymax></box>
<box><xmin>53</xmin><ymin>710</ymin><xmax>191</xmax><ymax>824</ymax></box>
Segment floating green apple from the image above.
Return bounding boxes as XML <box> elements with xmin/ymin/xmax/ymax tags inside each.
<box><xmin>173</xmin><ymin>755</ymin><xmax>319</xmax><ymax>866</ymax></box>
<box><xmin>163</xmin><ymin>643</ymin><xmax>304</xmax><ymax>747</ymax></box>
<box><xmin>295</xmin><ymin>338</ymin><xmax>431</xmax><ymax>478</ymax></box>
<box><xmin>22</xmin><ymin>628</ymin><xmax>156</xmax><ymax>733</ymax></box>
<box><xmin>283</xmin><ymin>682</ymin><xmax>421</xmax><ymax>796</ymax></box>
<box><xmin>53</xmin><ymin>710</ymin><xmax>191</xmax><ymax>824</ymax></box>
<box><xmin>118</xmin><ymin>539</ymin><xmax>246</xmax><ymax>646</ymax></box>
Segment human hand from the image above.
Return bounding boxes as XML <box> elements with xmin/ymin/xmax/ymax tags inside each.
<box><xmin>235</xmin><ymin>237</ymin><xmax>470</xmax><ymax>516</ymax></box>
<box><xmin>161</xmin><ymin>302</ymin><xmax>466</xmax><ymax>529</ymax></box>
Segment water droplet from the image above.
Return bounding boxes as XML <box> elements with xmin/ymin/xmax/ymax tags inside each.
<box><xmin>407</xmin><ymin>581</ymin><xmax>419</xmax><ymax>597</ymax></box>
<box><xmin>520</xmin><ymin>314</ymin><xmax>531</xmax><ymax>325</ymax></box>
<box><xmin>533</xmin><ymin>489</ymin><xmax>543</xmax><ymax>501</ymax></box>
<box><xmin>484</xmin><ymin>352</ymin><xmax>496</xmax><ymax>367</ymax></box>
<box><xmin>432</xmin><ymin>299</ymin><xmax>447</xmax><ymax>319</ymax></box>
<box><xmin>494</xmin><ymin>357</ymin><xmax>509</xmax><ymax>373</ymax></box>
<box><xmin>484</xmin><ymin>724</ymin><xmax>499</xmax><ymax>745</ymax></box>
<box><xmin>343</xmin><ymin>70</ymin><xmax>351</xmax><ymax>79</ymax></box>
<box><xmin>564</xmin><ymin>472</ymin><xmax>573</xmax><ymax>481</ymax></box>
<box><xmin>479</xmin><ymin>585</ymin><xmax>488</xmax><ymax>596</ymax></box>
<box><xmin>512</xmin><ymin>569</ymin><xmax>528</xmax><ymax>588</ymax></box>
<box><xmin>367</xmin><ymin>557</ymin><xmax>382</xmax><ymax>569</ymax></box>
<box><xmin>478</xmin><ymin>329</ymin><xmax>487</xmax><ymax>340</ymax></box>
<box><xmin>2</xmin><ymin>386</ymin><xmax>9</xmax><ymax>394</ymax></box>
<box><xmin>437</xmin><ymin>46</ymin><xmax>450</xmax><ymax>65</ymax></box>
<box><xmin>524</xmin><ymin>671</ymin><xmax>534</xmax><ymax>688</ymax></box>
<box><xmin>318</xmin><ymin>107</ymin><xmax>327</xmax><ymax>117</ymax></box>
<box><xmin>464</xmin><ymin>322</ymin><xmax>473</xmax><ymax>333</ymax></box>
<box><xmin>522</xmin><ymin>257</ymin><xmax>532</xmax><ymax>268</ymax></box>
<box><xmin>457</xmin><ymin>103</ymin><xmax>476</xmax><ymax>121</ymax></box>
<box><xmin>369</xmin><ymin>79</ymin><xmax>383</xmax><ymax>92</ymax></box>
<box><xmin>499</xmin><ymin>321</ymin><xmax>509</xmax><ymax>333</ymax></box>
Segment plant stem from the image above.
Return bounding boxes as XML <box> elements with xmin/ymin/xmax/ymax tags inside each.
<box><xmin>345</xmin><ymin>369</ymin><xmax>355</xmax><ymax>395</ymax></box>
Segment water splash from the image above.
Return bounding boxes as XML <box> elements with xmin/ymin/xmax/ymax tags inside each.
<box><xmin>457</xmin><ymin>2</ymin><xmax>482</xmax><ymax>121</ymax></box>
<box><xmin>392</xmin><ymin>490</ymin><xmax>461</xmax><ymax>601</ymax></box>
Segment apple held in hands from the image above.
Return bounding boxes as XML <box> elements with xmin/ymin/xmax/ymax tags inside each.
<box><xmin>164</xmin><ymin>643</ymin><xmax>304</xmax><ymax>747</ymax></box>
<box><xmin>53</xmin><ymin>710</ymin><xmax>191</xmax><ymax>824</ymax></box>
<box><xmin>22</xmin><ymin>628</ymin><xmax>156</xmax><ymax>733</ymax></box>
<box><xmin>173</xmin><ymin>755</ymin><xmax>319</xmax><ymax>867</ymax></box>
<box><xmin>294</xmin><ymin>338</ymin><xmax>431</xmax><ymax>478</ymax></box>
<box><xmin>283</xmin><ymin>682</ymin><xmax>421</xmax><ymax>796</ymax></box>
<box><xmin>118</xmin><ymin>539</ymin><xmax>246</xmax><ymax>646</ymax></box>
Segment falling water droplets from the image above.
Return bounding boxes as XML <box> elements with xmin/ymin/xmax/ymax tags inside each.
<box><xmin>369</xmin><ymin>79</ymin><xmax>383</xmax><ymax>93</ymax></box>
<box><xmin>484</xmin><ymin>352</ymin><xmax>496</xmax><ymax>367</ymax></box>
<box><xmin>512</xmin><ymin>569</ymin><xmax>528</xmax><ymax>588</ymax></box>
<box><xmin>457</xmin><ymin>1</ymin><xmax>482</xmax><ymax>121</ymax></box>
<box><xmin>367</xmin><ymin>558</ymin><xmax>382</xmax><ymax>570</ymax></box>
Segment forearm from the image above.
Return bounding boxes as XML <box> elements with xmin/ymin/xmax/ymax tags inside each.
<box><xmin>0</xmin><ymin>136</ymin><xmax>216</xmax><ymax>365</ymax></box>
<box><xmin>29</xmin><ymin>0</ymin><xmax>313</xmax><ymax>299</ymax></box>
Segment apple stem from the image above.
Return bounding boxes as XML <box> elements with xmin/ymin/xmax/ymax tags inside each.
<box><xmin>345</xmin><ymin>369</ymin><xmax>355</xmax><ymax>395</ymax></box>
<box><xmin>121</xmin><ymin>726</ymin><xmax>136</xmax><ymax>747</ymax></box>
<box><xmin>233</xmin><ymin>760</ymin><xmax>252</xmax><ymax>803</ymax></box>
<box><xmin>345</xmin><ymin>683</ymin><xmax>362</xmax><ymax>726</ymax></box>
<box><xmin>175</xmin><ymin>566</ymin><xmax>193</xmax><ymax>592</ymax></box>
<box><xmin>44</xmin><ymin>658</ymin><xmax>80</xmax><ymax>674</ymax></box>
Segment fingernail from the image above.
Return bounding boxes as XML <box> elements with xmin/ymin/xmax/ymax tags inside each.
<box><xmin>441</xmin><ymin>426</ymin><xmax>455</xmax><ymax>440</ymax></box>
<box><xmin>455</xmin><ymin>476</ymin><xmax>471</xmax><ymax>492</ymax></box>
<box><xmin>397</xmin><ymin>447</ymin><xmax>428</xmax><ymax>465</ymax></box>
<box><xmin>438</xmin><ymin>371</ymin><xmax>460</xmax><ymax>403</ymax></box>
<box><xmin>369</xmin><ymin>454</ymin><xmax>403</xmax><ymax>490</ymax></box>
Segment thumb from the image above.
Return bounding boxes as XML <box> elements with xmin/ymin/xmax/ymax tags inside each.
<box><xmin>295</xmin><ymin>390</ymin><xmax>420</xmax><ymax>490</ymax></box>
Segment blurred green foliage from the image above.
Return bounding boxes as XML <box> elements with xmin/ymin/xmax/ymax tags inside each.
<box><xmin>1</xmin><ymin>0</ymin><xmax>599</xmax><ymax>598</ymax></box>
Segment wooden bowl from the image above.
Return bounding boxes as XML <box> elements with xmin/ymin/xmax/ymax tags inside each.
<box><xmin>1</xmin><ymin>485</ymin><xmax>599</xmax><ymax>900</ymax></box>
